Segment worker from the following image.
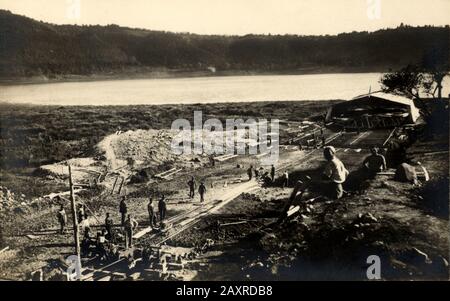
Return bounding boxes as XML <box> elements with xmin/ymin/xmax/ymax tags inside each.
<box><xmin>119</xmin><ymin>196</ymin><xmax>127</xmax><ymax>226</ymax></box>
<box><xmin>282</xmin><ymin>171</ymin><xmax>289</xmax><ymax>188</ymax></box>
<box><xmin>57</xmin><ymin>204</ymin><xmax>67</xmax><ymax>234</ymax></box>
<box><xmin>322</xmin><ymin>146</ymin><xmax>349</xmax><ymax>199</ymax></box>
<box><xmin>105</xmin><ymin>213</ymin><xmax>114</xmax><ymax>241</ymax></box>
<box><xmin>77</xmin><ymin>204</ymin><xmax>85</xmax><ymax>223</ymax></box>
<box><xmin>81</xmin><ymin>227</ymin><xmax>93</xmax><ymax>256</ymax></box>
<box><xmin>270</xmin><ymin>165</ymin><xmax>276</xmax><ymax>182</ymax></box>
<box><xmin>79</xmin><ymin>217</ymin><xmax>91</xmax><ymax>236</ymax></box>
<box><xmin>362</xmin><ymin>147</ymin><xmax>387</xmax><ymax>177</ymax></box>
<box><xmin>198</xmin><ymin>181</ymin><xmax>207</xmax><ymax>203</ymax></box>
<box><xmin>187</xmin><ymin>176</ymin><xmax>196</xmax><ymax>199</ymax></box>
<box><xmin>209</xmin><ymin>155</ymin><xmax>215</xmax><ymax>167</ymax></box>
<box><xmin>124</xmin><ymin>214</ymin><xmax>138</xmax><ymax>249</ymax></box>
<box><xmin>247</xmin><ymin>165</ymin><xmax>253</xmax><ymax>181</ymax></box>
<box><xmin>147</xmin><ymin>197</ymin><xmax>157</xmax><ymax>228</ymax></box>
<box><xmin>158</xmin><ymin>195</ymin><xmax>167</xmax><ymax>223</ymax></box>
<box><xmin>83</xmin><ymin>205</ymin><xmax>89</xmax><ymax>220</ymax></box>
<box><xmin>96</xmin><ymin>229</ymin><xmax>109</xmax><ymax>260</ymax></box>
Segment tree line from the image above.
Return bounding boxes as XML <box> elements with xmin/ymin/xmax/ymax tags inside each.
<box><xmin>0</xmin><ymin>10</ymin><xmax>448</xmax><ymax>78</ymax></box>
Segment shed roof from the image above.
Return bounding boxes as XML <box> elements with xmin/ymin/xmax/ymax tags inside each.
<box><xmin>351</xmin><ymin>92</ymin><xmax>415</xmax><ymax>107</ymax></box>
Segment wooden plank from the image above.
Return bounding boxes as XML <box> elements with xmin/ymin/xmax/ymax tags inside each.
<box><xmin>161</xmin><ymin>169</ymin><xmax>183</xmax><ymax>180</ymax></box>
<box><xmin>68</xmin><ymin>165</ymin><xmax>82</xmax><ymax>281</ymax></box>
<box><xmin>287</xmin><ymin>206</ymin><xmax>300</xmax><ymax>217</ymax></box>
<box><xmin>382</xmin><ymin>127</ymin><xmax>397</xmax><ymax>146</ymax></box>
<box><xmin>219</xmin><ymin>220</ymin><xmax>249</xmax><ymax>227</ymax></box>
<box><xmin>133</xmin><ymin>226</ymin><xmax>153</xmax><ymax>239</ymax></box>
<box><xmin>215</xmin><ymin>154</ymin><xmax>238</xmax><ymax>162</ymax></box>
<box><xmin>154</xmin><ymin>168</ymin><xmax>177</xmax><ymax>179</ymax></box>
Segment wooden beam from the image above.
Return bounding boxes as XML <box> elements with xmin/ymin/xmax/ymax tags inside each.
<box><xmin>111</xmin><ymin>175</ymin><xmax>119</xmax><ymax>195</ymax></box>
<box><xmin>68</xmin><ymin>165</ymin><xmax>82</xmax><ymax>281</ymax></box>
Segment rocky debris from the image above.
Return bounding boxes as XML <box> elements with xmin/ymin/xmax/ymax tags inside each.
<box><xmin>242</xmin><ymin>193</ymin><xmax>262</xmax><ymax>202</ymax></box>
<box><xmin>0</xmin><ymin>185</ymin><xmax>30</xmax><ymax>212</ymax></box>
<box><xmin>352</xmin><ymin>213</ymin><xmax>379</xmax><ymax>227</ymax></box>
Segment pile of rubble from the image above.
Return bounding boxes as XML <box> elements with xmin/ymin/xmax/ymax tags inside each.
<box><xmin>0</xmin><ymin>186</ymin><xmax>27</xmax><ymax>212</ymax></box>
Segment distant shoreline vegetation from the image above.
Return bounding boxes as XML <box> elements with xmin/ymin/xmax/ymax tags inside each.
<box><xmin>1</xmin><ymin>9</ymin><xmax>448</xmax><ymax>80</ymax></box>
<box><xmin>0</xmin><ymin>67</ymin><xmax>386</xmax><ymax>85</ymax></box>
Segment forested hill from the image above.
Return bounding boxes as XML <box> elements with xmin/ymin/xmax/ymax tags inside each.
<box><xmin>0</xmin><ymin>9</ymin><xmax>449</xmax><ymax>78</ymax></box>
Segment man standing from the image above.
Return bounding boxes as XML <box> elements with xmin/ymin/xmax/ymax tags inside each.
<box><xmin>362</xmin><ymin>147</ymin><xmax>387</xmax><ymax>177</ymax></box>
<box><xmin>198</xmin><ymin>181</ymin><xmax>207</xmax><ymax>203</ymax></box>
<box><xmin>282</xmin><ymin>171</ymin><xmax>289</xmax><ymax>188</ymax></box>
<box><xmin>119</xmin><ymin>197</ymin><xmax>127</xmax><ymax>226</ymax></box>
<box><xmin>187</xmin><ymin>176</ymin><xmax>196</xmax><ymax>199</ymax></box>
<box><xmin>323</xmin><ymin>146</ymin><xmax>349</xmax><ymax>199</ymax></box>
<box><xmin>57</xmin><ymin>204</ymin><xmax>67</xmax><ymax>234</ymax></box>
<box><xmin>77</xmin><ymin>204</ymin><xmax>85</xmax><ymax>223</ymax></box>
<box><xmin>147</xmin><ymin>197</ymin><xmax>157</xmax><ymax>228</ymax></box>
<box><xmin>104</xmin><ymin>212</ymin><xmax>113</xmax><ymax>241</ymax></box>
<box><xmin>270</xmin><ymin>164</ymin><xmax>276</xmax><ymax>183</ymax></box>
<box><xmin>247</xmin><ymin>165</ymin><xmax>253</xmax><ymax>181</ymax></box>
<box><xmin>124</xmin><ymin>214</ymin><xmax>138</xmax><ymax>249</ymax></box>
<box><xmin>158</xmin><ymin>195</ymin><xmax>167</xmax><ymax>223</ymax></box>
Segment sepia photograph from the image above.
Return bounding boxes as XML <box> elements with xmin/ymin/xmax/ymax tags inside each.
<box><xmin>0</xmin><ymin>0</ymin><xmax>449</xmax><ymax>284</ymax></box>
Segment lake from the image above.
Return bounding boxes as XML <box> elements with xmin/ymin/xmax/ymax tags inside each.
<box><xmin>1</xmin><ymin>73</ymin><xmax>448</xmax><ymax>106</ymax></box>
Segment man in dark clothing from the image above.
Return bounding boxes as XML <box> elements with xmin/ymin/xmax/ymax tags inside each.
<box><xmin>247</xmin><ymin>165</ymin><xmax>253</xmax><ymax>181</ymax></box>
<box><xmin>187</xmin><ymin>177</ymin><xmax>196</xmax><ymax>199</ymax></box>
<box><xmin>147</xmin><ymin>197</ymin><xmax>157</xmax><ymax>228</ymax></box>
<box><xmin>198</xmin><ymin>181</ymin><xmax>207</xmax><ymax>203</ymax></box>
<box><xmin>362</xmin><ymin>147</ymin><xmax>387</xmax><ymax>177</ymax></box>
<box><xmin>158</xmin><ymin>195</ymin><xmax>167</xmax><ymax>223</ymax></box>
<box><xmin>104</xmin><ymin>213</ymin><xmax>114</xmax><ymax>241</ymax></box>
<box><xmin>57</xmin><ymin>204</ymin><xmax>67</xmax><ymax>234</ymax></box>
<box><xmin>124</xmin><ymin>214</ymin><xmax>138</xmax><ymax>249</ymax></box>
<box><xmin>77</xmin><ymin>204</ymin><xmax>85</xmax><ymax>224</ymax></box>
<box><xmin>270</xmin><ymin>165</ymin><xmax>276</xmax><ymax>183</ymax></box>
<box><xmin>119</xmin><ymin>197</ymin><xmax>127</xmax><ymax>226</ymax></box>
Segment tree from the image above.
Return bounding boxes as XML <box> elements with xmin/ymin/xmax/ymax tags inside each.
<box><xmin>380</xmin><ymin>58</ymin><xmax>449</xmax><ymax>100</ymax></box>
<box><xmin>379</xmin><ymin>65</ymin><xmax>424</xmax><ymax>99</ymax></box>
<box><xmin>422</xmin><ymin>47</ymin><xmax>449</xmax><ymax>99</ymax></box>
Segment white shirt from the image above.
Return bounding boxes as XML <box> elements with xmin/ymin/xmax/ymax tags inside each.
<box><xmin>323</xmin><ymin>157</ymin><xmax>349</xmax><ymax>184</ymax></box>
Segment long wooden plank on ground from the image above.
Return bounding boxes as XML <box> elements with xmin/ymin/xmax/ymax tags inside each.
<box><xmin>133</xmin><ymin>227</ymin><xmax>153</xmax><ymax>239</ymax></box>
<box><xmin>214</xmin><ymin>154</ymin><xmax>238</xmax><ymax>162</ymax></box>
<box><xmin>161</xmin><ymin>169</ymin><xmax>183</xmax><ymax>180</ymax></box>
<box><xmin>154</xmin><ymin>168</ymin><xmax>177</xmax><ymax>179</ymax></box>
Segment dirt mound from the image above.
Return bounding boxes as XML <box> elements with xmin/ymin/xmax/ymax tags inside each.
<box><xmin>97</xmin><ymin>128</ymin><xmax>255</xmax><ymax>173</ymax></box>
<box><xmin>38</xmin><ymin>157</ymin><xmax>102</xmax><ymax>183</ymax></box>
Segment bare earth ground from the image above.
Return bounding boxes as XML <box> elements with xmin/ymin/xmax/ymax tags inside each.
<box><xmin>0</xmin><ymin>100</ymin><xmax>448</xmax><ymax>280</ymax></box>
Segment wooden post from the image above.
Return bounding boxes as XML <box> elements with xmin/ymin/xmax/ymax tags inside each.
<box><xmin>68</xmin><ymin>165</ymin><xmax>82</xmax><ymax>280</ymax></box>
<box><xmin>111</xmin><ymin>175</ymin><xmax>119</xmax><ymax>195</ymax></box>
<box><xmin>118</xmin><ymin>176</ymin><xmax>125</xmax><ymax>194</ymax></box>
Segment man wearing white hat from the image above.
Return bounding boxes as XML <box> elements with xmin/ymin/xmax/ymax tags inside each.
<box><xmin>322</xmin><ymin>146</ymin><xmax>349</xmax><ymax>199</ymax></box>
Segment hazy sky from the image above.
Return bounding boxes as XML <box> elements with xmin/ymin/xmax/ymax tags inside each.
<box><xmin>1</xmin><ymin>0</ymin><xmax>449</xmax><ymax>35</ymax></box>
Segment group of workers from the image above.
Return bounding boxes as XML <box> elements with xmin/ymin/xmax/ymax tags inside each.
<box><xmin>56</xmin><ymin>143</ymin><xmax>387</xmax><ymax>257</ymax></box>
<box><xmin>187</xmin><ymin>177</ymin><xmax>207</xmax><ymax>202</ymax></box>
<box><xmin>322</xmin><ymin>145</ymin><xmax>387</xmax><ymax>199</ymax></box>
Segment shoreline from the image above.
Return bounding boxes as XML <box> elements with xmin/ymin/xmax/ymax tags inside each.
<box><xmin>0</xmin><ymin>67</ymin><xmax>387</xmax><ymax>86</ymax></box>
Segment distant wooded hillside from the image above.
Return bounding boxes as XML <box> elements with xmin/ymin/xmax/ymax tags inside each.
<box><xmin>0</xmin><ymin>10</ymin><xmax>448</xmax><ymax>78</ymax></box>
